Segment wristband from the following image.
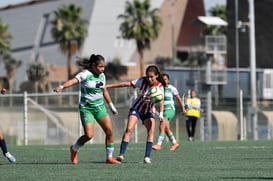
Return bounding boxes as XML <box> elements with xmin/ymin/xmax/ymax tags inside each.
<box><xmin>109</xmin><ymin>102</ymin><xmax>117</xmax><ymax>113</ymax></box>
<box><xmin>59</xmin><ymin>85</ymin><xmax>64</xmax><ymax>89</ymax></box>
<box><xmin>159</xmin><ymin>112</ymin><xmax>163</xmax><ymax>118</ymax></box>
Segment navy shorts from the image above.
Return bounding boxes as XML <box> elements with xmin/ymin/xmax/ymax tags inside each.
<box><xmin>128</xmin><ymin>109</ymin><xmax>155</xmax><ymax>124</ymax></box>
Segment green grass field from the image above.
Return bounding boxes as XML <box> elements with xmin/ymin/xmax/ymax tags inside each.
<box><xmin>0</xmin><ymin>140</ymin><xmax>273</xmax><ymax>181</ymax></box>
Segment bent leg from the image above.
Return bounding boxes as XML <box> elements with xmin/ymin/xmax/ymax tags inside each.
<box><xmin>119</xmin><ymin>115</ymin><xmax>138</xmax><ymax>156</ymax></box>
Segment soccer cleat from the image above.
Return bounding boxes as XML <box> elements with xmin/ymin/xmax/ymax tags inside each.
<box><xmin>106</xmin><ymin>157</ymin><xmax>122</xmax><ymax>164</ymax></box>
<box><xmin>143</xmin><ymin>157</ymin><xmax>151</xmax><ymax>164</ymax></box>
<box><xmin>70</xmin><ymin>146</ymin><xmax>78</xmax><ymax>164</ymax></box>
<box><xmin>152</xmin><ymin>144</ymin><xmax>161</xmax><ymax>151</ymax></box>
<box><xmin>170</xmin><ymin>143</ymin><xmax>179</xmax><ymax>151</ymax></box>
<box><xmin>5</xmin><ymin>152</ymin><xmax>16</xmax><ymax>163</ymax></box>
<box><xmin>116</xmin><ymin>155</ymin><xmax>124</xmax><ymax>162</ymax></box>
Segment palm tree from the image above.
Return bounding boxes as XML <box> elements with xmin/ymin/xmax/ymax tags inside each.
<box><xmin>26</xmin><ymin>59</ymin><xmax>49</xmax><ymax>93</ymax></box>
<box><xmin>105</xmin><ymin>57</ymin><xmax>128</xmax><ymax>80</ymax></box>
<box><xmin>0</xmin><ymin>17</ymin><xmax>12</xmax><ymax>54</ymax></box>
<box><xmin>118</xmin><ymin>0</ymin><xmax>162</xmax><ymax>76</ymax></box>
<box><xmin>2</xmin><ymin>53</ymin><xmax>21</xmax><ymax>93</ymax></box>
<box><xmin>0</xmin><ymin>17</ymin><xmax>16</xmax><ymax>93</ymax></box>
<box><xmin>51</xmin><ymin>4</ymin><xmax>88</xmax><ymax>79</ymax></box>
<box><xmin>26</xmin><ymin>58</ymin><xmax>49</xmax><ymax>104</ymax></box>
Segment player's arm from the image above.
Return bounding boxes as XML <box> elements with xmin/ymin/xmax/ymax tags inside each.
<box><xmin>175</xmin><ymin>94</ymin><xmax>186</xmax><ymax>114</ymax></box>
<box><xmin>54</xmin><ymin>78</ymin><xmax>78</xmax><ymax>92</ymax></box>
<box><xmin>158</xmin><ymin>99</ymin><xmax>164</xmax><ymax>121</ymax></box>
<box><xmin>103</xmin><ymin>88</ymin><xmax>118</xmax><ymax>115</ymax></box>
<box><xmin>106</xmin><ymin>81</ymin><xmax>131</xmax><ymax>88</ymax></box>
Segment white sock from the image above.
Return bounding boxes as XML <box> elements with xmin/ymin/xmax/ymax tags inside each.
<box><xmin>106</xmin><ymin>147</ymin><xmax>114</xmax><ymax>158</ymax></box>
<box><xmin>72</xmin><ymin>143</ymin><xmax>81</xmax><ymax>151</ymax></box>
<box><xmin>168</xmin><ymin>133</ymin><xmax>177</xmax><ymax>144</ymax></box>
<box><xmin>157</xmin><ymin>134</ymin><xmax>165</xmax><ymax>145</ymax></box>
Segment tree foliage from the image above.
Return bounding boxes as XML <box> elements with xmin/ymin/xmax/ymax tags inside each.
<box><xmin>2</xmin><ymin>53</ymin><xmax>21</xmax><ymax>92</ymax></box>
<box><xmin>204</xmin><ymin>4</ymin><xmax>227</xmax><ymax>35</ymax></box>
<box><xmin>0</xmin><ymin>17</ymin><xmax>12</xmax><ymax>54</ymax></box>
<box><xmin>51</xmin><ymin>4</ymin><xmax>88</xmax><ymax>79</ymax></box>
<box><xmin>105</xmin><ymin>57</ymin><xmax>127</xmax><ymax>80</ymax></box>
<box><xmin>182</xmin><ymin>52</ymin><xmax>207</xmax><ymax>67</ymax></box>
<box><xmin>0</xmin><ymin>17</ymin><xmax>21</xmax><ymax>92</ymax></box>
<box><xmin>22</xmin><ymin>60</ymin><xmax>49</xmax><ymax>93</ymax></box>
<box><xmin>26</xmin><ymin>60</ymin><xmax>49</xmax><ymax>82</ymax></box>
<box><xmin>118</xmin><ymin>0</ymin><xmax>162</xmax><ymax>76</ymax></box>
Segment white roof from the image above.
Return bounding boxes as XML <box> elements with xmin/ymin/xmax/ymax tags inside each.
<box><xmin>197</xmin><ymin>16</ymin><xmax>228</xmax><ymax>26</ymax></box>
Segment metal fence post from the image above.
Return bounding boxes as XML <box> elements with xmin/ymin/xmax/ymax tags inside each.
<box><xmin>207</xmin><ymin>91</ymin><xmax>212</xmax><ymax>140</ymax></box>
<box><xmin>200</xmin><ymin>117</ymin><xmax>204</xmax><ymax>141</ymax></box>
<box><xmin>240</xmin><ymin>89</ymin><xmax>245</xmax><ymax>140</ymax></box>
<box><xmin>24</xmin><ymin>91</ymin><xmax>28</xmax><ymax>145</ymax></box>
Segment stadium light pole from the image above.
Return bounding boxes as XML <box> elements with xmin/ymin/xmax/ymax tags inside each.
<box><xmin>248</xmin><ymin>0</ymin><xmax>258</xmax><ymax>140</ymax></box>
<box><xmin>170</xmin><ymin>0</ymin><xmax>177</xmax><ymax>66</ymax></box>
<box><xmin>235</xmin><ymin>0</ymin><xmax>241</xmax><ymax>140</ymax></box>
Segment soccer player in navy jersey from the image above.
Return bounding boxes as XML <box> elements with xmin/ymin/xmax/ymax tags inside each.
<box><xmin>0</xmin><ymin>87</ymin><xmax>16</xmax><ymax>163</ymax></box>
<box><xmin>106</xmin><ymin>65</ymin><xmax>165</xmax><ymax>164</ymax></box>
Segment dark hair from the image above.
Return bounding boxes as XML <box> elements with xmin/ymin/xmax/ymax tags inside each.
<box><xmin>191</xmin><ymin>89</ymin><xmax>196</xmax><ymax>94</ymax></box>
<box><xmin>76</xmin><ymin>54</ymin><xmax>105</xmax><ymax>69</ymax></box>
<box><xmin>145</xmin><ymin>65</ymin><xmax>166</xmax><ymax>87</ymax></box>
<box><xmin>162</xmin><ymin>73</ymin><xmax>169</xmax><ymax>80</ymax></box>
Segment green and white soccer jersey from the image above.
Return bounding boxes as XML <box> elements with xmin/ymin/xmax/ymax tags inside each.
<box><xmin>75</xmin><ymin>69</ymin><xmax>105</xmax><ymax>107</ymax></box>
<box><xmin>163</xmin><ymin>84</ymin><xmax>179</xmax><ymax>121</ymax></box>
<box><xmin>163</xmin><ymin>84</ymin><xmax>178</xmax><ymax>110</ymax></box>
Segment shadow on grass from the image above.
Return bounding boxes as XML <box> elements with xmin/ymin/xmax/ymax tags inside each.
<box><xmin>2</xmin><ymin>160</ymin><xmax>140</xmax><ymax>165</ymax></box>
<box><xmin>219</xmin><ymin>177</ymin><xmax>273</xmax><ymax>180</ymax></box>
<box><xmin>0</xmin><ymin>161</ymin><xmax>71</xmax><ymax>165</ymax></box>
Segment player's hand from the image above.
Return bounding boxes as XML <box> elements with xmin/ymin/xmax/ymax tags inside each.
<box><xmin>109</xmin><ymin>103</ymin><xmax>118</xmax><ymax>115</ymax></box>
<box><xmin>54</xmin><ymin>85</ymin><xmax>64</xmax><ymax>93</ymax></box>
<box><xmin>181</xmin><ymin>109</ymin><xmax>186</xmax><ymax>115</ymax></box>
<box><xmin>159</xmin><ymin>112</ymin><xmax>164</xmax><ymax>122</ymax></box>
<box><xmin>0</xmin><ymin>88</ymin><xmax>6</xmax><ymax>94</ymax></box>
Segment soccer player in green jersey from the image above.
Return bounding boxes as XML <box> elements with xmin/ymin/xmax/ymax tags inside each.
<box><xmin>54</xmin><ymin>54</ymin><xmax>121</xmax><ymax>164</ymax></box>
<box><xmin>152</xmin><ymin>73</ymin><xmax>186</xmax><ymax>151</ymax></box>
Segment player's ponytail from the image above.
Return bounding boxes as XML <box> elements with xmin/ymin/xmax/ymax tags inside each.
<box><xmin>157</xmin><ymin>74</ymin><xmax>166</xmax><ymax>87</ymax></box>
<box><xmin>89</xmin><ymin>54</ymin><xmax>105</xmax><ymax>66</ymax></box>
<box><xmin>76</xmin><ymin>54</ymin><xmax>105</xmax><ymax>69</ymax></box>
<box><xmin>76</xmin><ymin>56</ymin><xmax>90</xmax><ymax>69</ymax></box>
